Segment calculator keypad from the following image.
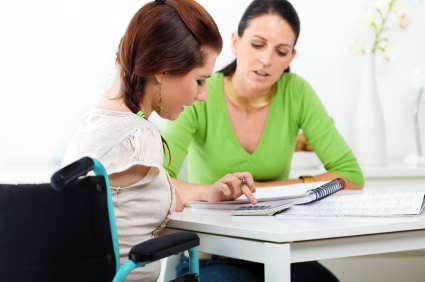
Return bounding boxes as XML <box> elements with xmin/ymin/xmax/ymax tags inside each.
<box><xmin>232</xmin><ymin>202</ymin><xmax>294</xmax><ymax>216</ymax></box>
<box><xmin>234</xmin><ymin>205</ymin><xmax>271</xmax><ymax>211</ymax></box>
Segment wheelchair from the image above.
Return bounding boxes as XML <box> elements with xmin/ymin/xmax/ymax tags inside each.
<box><xmin>0</xmin><ymin>157</ymin><xmax>200</xmax><ymax>282</ymax></box>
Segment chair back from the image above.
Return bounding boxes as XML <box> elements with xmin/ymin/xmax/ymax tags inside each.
<box><xmin>0</xmin><ymin>176</ymin><xmax>117</xmax><ymax>282</ymax></box>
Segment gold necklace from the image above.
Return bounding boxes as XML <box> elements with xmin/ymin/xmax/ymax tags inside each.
<box><xmin>225</xmin><ymin>76</ymin><xmax>277</xmax><ymax>109</ymax></box>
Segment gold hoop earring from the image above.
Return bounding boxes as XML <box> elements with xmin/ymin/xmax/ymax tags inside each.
<box><xmin>157</xmin><ymin>80</ymin><xmax>163</xmax><ymax>113</ymax></box>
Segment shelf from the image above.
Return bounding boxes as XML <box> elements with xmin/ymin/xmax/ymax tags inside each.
<box><xmin>290</xmin><ymin>161</ymin><xmax>425</xmax><ymax>179</ymax></box>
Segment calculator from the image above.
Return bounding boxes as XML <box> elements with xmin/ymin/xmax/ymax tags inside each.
<box><xmin>232</xmin><ymin>201</ymin><xmax>295</xmax><ymax>216</ymax></box>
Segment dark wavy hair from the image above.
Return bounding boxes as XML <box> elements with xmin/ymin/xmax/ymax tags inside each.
<box><xmin>220</xmin><ymin>0</ymin><xmax>300</xmax><ymax>76</ymax></box>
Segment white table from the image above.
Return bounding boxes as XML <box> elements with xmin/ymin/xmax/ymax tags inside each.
<box><xmin>2</xmin><ymin>160</ymin><xmax>424</xmax><ymax>281</ymax></box>
<box><xmin>160</xmin><ymin>191</ymin><xmax>425</xmax><ymax>282</ymax></box>
<box><xmin>289</xmin><ymin>162</ymin><xmax>425</xmax><ymax>281</ymax></box>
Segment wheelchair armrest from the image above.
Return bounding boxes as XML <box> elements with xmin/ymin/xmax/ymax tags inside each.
<box><xmin>129</xmin><ymin>232</ymin><xmax>199</xmax><ymax>263</ymax></box>
<box><xmin>51</xmin><ymin>157</ymin><xmax>94</xmax><ymax>191</ymax></box>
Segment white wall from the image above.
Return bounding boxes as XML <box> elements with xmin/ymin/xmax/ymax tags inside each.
<box><xmin>1</xmin><ymin>0</ymin><xmax>425</xmax><ymax>165</ymax></box>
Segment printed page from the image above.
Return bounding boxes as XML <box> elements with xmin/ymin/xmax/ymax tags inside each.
<box><xmin>188</xmin><ymin>199</ymin><xmax>295</xmax><ymax>210</ymax></box>
<box><xmin>277</xmin><ymin>192</ymin><xmax>425</xmax><ymax>217</ymax></box>
<box><xmin>230</xmin><ymin>181</ymin><xmax>329</xmax><ymax>203</ymax></box>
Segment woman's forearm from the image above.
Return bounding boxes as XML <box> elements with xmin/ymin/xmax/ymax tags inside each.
<box><xmin>171</xmin><ymin>173</ymin><xmax>258</xmax><ymax>205</ymax></box>
<box><xmin>255</xmin><ymin>171</ymin><xmax>363</xmax><ymax>190</ymax></box>
<box><xmin>171</xmin><ymin>177</ymin><xmax>211</xmax><ymax>205</ymax></box>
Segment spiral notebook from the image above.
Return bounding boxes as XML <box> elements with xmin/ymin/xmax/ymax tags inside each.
<box><xmin>187</xmin><ymin>179</ymin><xmax>346</xmax><ymax>210</ymax></box>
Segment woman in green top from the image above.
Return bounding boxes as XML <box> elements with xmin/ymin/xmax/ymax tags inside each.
<box><xmin>164</xmin><ymin>0</ymin><xmax>363</xmax><ymax>281</ymax></box>
<box><xmin>163</xmin><ymin>3</ymin><xmax>364</xmax><ymax>196</ymax></box>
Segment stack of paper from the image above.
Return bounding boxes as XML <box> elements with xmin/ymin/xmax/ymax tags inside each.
<box><xmin>276</xmin><ymin>192</ymin><xmax>425</xmax><ymax>218</ymax></box>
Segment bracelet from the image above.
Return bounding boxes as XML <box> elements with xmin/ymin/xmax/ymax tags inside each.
<box><xmin>299</xmin><ymin>175</ymin><xmax>314</xmax><ymax>183</ymax></box>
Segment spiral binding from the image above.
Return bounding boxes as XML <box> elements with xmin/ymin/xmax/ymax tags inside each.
<box><xmin>308</xmin><ymin>178</ymin><xmax>346</xmax><ymax>202</ymax></box>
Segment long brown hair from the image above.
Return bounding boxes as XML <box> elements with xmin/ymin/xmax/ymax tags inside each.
<box><xmin>116</xmin><ymin>0</ymin><xmax>222</xmax><ymax>163</ymax></box>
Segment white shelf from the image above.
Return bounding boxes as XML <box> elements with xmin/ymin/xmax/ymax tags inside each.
<box><xmin>290</xmin><ymin>161</ymin><xmax>425</xmax><ymax>180</ymax></box>
<box><xmin>361</xmin><ymin>161</ymin><xmax>425</xmax><ymax>178</ymax></box>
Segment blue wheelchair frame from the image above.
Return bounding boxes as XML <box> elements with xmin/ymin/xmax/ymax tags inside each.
<box><xmin>91</xmin><ymin>159</ymin><xmax>200</xmax><ymax>282</ymax></box>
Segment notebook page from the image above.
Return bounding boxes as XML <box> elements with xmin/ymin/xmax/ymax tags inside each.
<box><xmin>227</xmin><ymin>181</ymin><xmax>329</xmax><ymax>203</ymax></box>
<box><xmin>277</xmin><ymin>192</ymin><xmax>425</xmax><ymax>217</ymax></box>
<box><xmin>188</xmin><ymin>199</ymin><xmax>295</xmax><ymax>210</ymax></box>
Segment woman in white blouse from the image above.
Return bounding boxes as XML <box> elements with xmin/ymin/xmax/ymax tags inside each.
<box><xmin>62</xmin><ymin>0</ymin><xmax>256</xmax><ymax>281</ymax></box>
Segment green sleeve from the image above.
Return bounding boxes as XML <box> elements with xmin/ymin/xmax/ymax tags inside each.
<box><xmin>294</xmin><ymin>76</ymin><xmax>365</xmax><ymax>186</ymax></box>
<box><xmin>161</xmin><ymin>103</ymin><xmax>200</xmax><ymax>178</ymax></box>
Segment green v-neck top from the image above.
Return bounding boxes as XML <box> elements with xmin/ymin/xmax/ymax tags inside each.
<box><xmin>162</xmin><ymin>72</ymin><xmax>364</xmax><ymax>186</ymax></box>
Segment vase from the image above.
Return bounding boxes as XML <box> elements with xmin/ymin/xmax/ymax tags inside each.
<box><xmin>352</xmin><ymin>53</ymin><xmax>387</xmax><ymax>166</ymax></box>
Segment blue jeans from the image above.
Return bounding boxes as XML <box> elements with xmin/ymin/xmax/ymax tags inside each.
<box><xmin>176</xmin><ymin>254</ymin><xmax>339</xmax><ymax>282</ymax></box>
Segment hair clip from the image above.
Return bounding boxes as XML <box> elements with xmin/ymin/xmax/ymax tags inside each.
<box><xmin>155</xmin><ymin>0</ymin><xmax>165</xmax><ymax>3</ymax></box>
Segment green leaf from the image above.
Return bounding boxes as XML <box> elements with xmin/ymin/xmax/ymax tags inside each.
<box><xmin>376</xmin><ymin>38</ymin><xmax>389</xmax><ymax>46</ymax></box>
<box><xmin>378</xmin><ymin>47</ymin><xmax>386</xmax><ymax>52</ymax></box>
<box><xmin>371</xmin><ymin>22</ymin><xmax>378</xmax><ymax>32</ymax></box>
<box><xmin>376</xmin><ymin>8</ymin><xmax>384</xmax><ymax>22</ymax></box>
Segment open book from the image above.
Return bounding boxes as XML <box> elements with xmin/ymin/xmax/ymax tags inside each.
<box><xmin>187</xmin><ymin>179</ymin><xmax>345</xmax><ymax>210</ymax></box>
<box><xmin>276</xmin><ymin>191</ymin><xmax>425</xmax><ymax>218</ymax></box>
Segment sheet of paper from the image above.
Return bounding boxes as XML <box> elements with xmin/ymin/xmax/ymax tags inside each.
<box><xmin>187</xmin><ymin>199</ymin><xmax>295</xmax><ymax>210</ymax></box>
<box><xmin>233</xmin><ymin>181</ymin><xmax>329</xmax><ymax>203</ymax></box>
<box><xmin>277</xmin><ymin>192</ymin><xmax>425</xmax><ymax>217</ymax></box>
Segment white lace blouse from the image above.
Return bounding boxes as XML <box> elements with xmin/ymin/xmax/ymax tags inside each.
<box><xmin>62</xmin><ymin>108</ymin><xmax>176</xmax><ymax>282</ymax></box>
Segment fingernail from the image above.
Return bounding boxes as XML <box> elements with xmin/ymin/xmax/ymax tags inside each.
<box><xmin>251</xmin><ymin>199</ymin><xmax>257</xmax><ymax>204</ymax></box>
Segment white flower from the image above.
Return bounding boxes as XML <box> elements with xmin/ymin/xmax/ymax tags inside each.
<box><xmin>391</xmin><ymin>0</ymin><xmax>409</xmax><ymax>11</ymax></box>
<box><xmin>375</xmin><ymin>0</ymin><xmax>393</xmax><ymax>15</ymax></box>
<box><xmin>363</xmin><ymin>10</ymin><xmax>380</xmax><ymax>31</ymax></box>
<box><xmin>397</xmin><ymin>12</ymin><xmax>409</xmax><ymax>29</ymax></box>
<box><xmin>391</xmin><ymin>0</ymin><xmax>411</xmax><ymax>30</ymax></box>
<box><xmin>350</xmin><ymin>0</ymin><xmax>418</xmax><ymax>57</ymax></box>
<box><xmin>379</xmin><ymin>43</ymin><xmax>398</xmax><ymax>61</ymax></box>
<box><xmin>375</xmin><ymin>29</ymin><xmax>406</xmax><ymax>61</ymax></box>
<box><xmin>350</xmin><ymin>38</ymin><xmax>366</xmax><ymax>55</ymax></box>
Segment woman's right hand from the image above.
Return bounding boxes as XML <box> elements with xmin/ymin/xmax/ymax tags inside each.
<box><xmin>202</xmin><ymin>172</ymin><xmax>257</xmax><ymax>204</ymax></box>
